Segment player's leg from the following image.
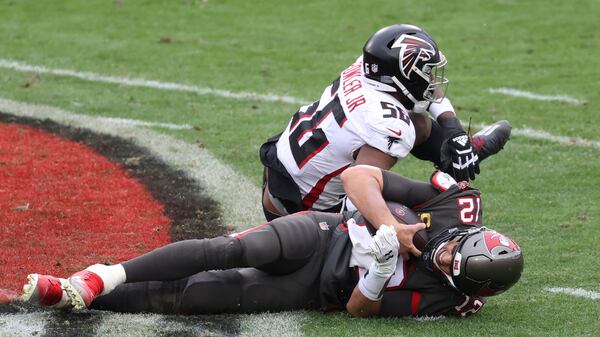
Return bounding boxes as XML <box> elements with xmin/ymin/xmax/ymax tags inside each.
<box><xmin>90</xmin><ymin>266</ymin><xmax>322</xmax><ymax>314</ymax></box>
<box><xmin>122</xmin><ymin>236</ymin><xmax>245</xmax><ymax>282</ymax></box>
<box><xmin>89</xmin><ymin>278</ymin><xmax>188</xmax><ymax>313</ymax></box>
<box><xmin>88</xmin><ymin>212</ymin><xmax>339</xmax><ymax>315</ymax></box>
<box><xmin>262</xmin><ymin>168</ymin><xmax>289</xmax><ymax>221</ymax></box>
<box><xmin>121</xmin><ymin>212</ymin><xmax>336</xmax><ymax>280</ymax></box>
<box><xmin>180</xmin><ymin>268</ymin><xmax>322</xmax><ymax>314</ymax></box>
<box><xmin>259</xmin><ymin>133</ymin><xmax>304</xmax><ymax>220</ymax></box>
<box><xmin>75</xmin><ymin>229</ymin><xmax>275</xmax><ymax>309</ymax></box>
<box><xmin>21</xmin><ymin>235</ymin><xmax>247</xmax><ymax>309</ymax></box>
<box><xmin>235</xmin><ymin>212</ymin><xmax>338</xmax><ymax>275</ymax></box>
<box><xmin>181</xmin><ymin>213</ymin><xmax>340</xmax><ymax>314</ymax></box>
<box><xmin>470</xmin><ymin>120</ymin><xmax>512</xmax><ymax>161</ymax></box>
<box><xmin>22</xmin><ymin>212</ymin><xmax>336</xmax><ymax>310</ymax></box>
<box><xmin>410</xmin><ymin>113</ymin><xmax>511</xmax><ymax>165</ymax></box>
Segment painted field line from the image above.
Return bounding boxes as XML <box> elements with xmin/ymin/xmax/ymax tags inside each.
<box><xmin>0</xmin><ymin>97</ymin><xmax>305</xmax><ymax>337</ymax></box>
<box><xmin>509</xmin><ymin>125</ymin><xmax>600</xmax><ymax>149</ymax></box>
<box><xmin>0</xmin><ymin>58</ymin><xmax>309</xmax><ymax>106</ymax></box>
<box><xmin>1</xmin><ymin>59</ymin><xmax>589</xmax><ymax>108</ymax></box>
<box><xmin>488</xmin><ymin>88</ymin><xmax>587</xmax><ymax>105</ymax></box>
<box><xmin>98</xmin><ymin>117</ymin><xmax>193</xmax><ymax>130</ymax></box>
<box><xmin>2</xmin><ymin>59</ymin><xmax>598</xmax><ymax>149</ymax></box>
<box><xmin>545</xmin><ymin>287</ymin><xmax>600</xmax><ymax>300</ymax></box>
<box><xmin>469</xmin><ymin>121</ymin><xmax>600</xmax><ymax>150</ymax></box>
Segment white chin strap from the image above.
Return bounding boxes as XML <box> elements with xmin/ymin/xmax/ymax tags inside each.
<box><xmin>391</xmin><ymin>76</ymin><xmax>419</xmax><ymax>104</ymax></box>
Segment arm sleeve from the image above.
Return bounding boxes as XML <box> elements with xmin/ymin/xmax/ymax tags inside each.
<box><xmin>381</xmin><ymin>170</ymin><xmax>439</xmax><ymax>208</ymax></box>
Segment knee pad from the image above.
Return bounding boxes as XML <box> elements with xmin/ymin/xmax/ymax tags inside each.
<box><xmin>180</xmin><ymin>270</ymin><xmax>243</xmax><ymax>314</ymax></box>
<box><xmin>239</xmin><ymin>226</ymin><xmax>281</xmax><ymax>267</ymax></box>
<box><xmin>204</xmin><ymin>236</ymin><xmax>244</xmax><ymax>269</ymax></box>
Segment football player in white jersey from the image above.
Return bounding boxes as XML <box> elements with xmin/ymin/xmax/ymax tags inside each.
<box><xmin>260</xmin><ymin>24</ymin><xmax>511</xmax><ymax>256</ymax></box>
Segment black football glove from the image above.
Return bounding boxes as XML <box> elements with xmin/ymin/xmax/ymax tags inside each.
<box><xmin>438</xmin><ymin>117</ymin><xmax>480</xmax><ymax>181</ymax></box>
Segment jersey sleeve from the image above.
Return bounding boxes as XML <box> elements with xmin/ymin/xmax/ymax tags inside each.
<box><xmin>364</xmin><ymin>115</ymin><xmax>415</xmax><ymax>158</ymax></box>
<box><xmin>381</xmin><ymin>170</ymin><xmax>439</xmax><ymax>208</ymax></box>
<box><xmin>351</xmin><ymin>98</ymin><xmax>416</xmax><ymax>159</ymax></box>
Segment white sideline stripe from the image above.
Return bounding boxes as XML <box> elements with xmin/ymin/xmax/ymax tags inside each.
<box><xmin>467</xmin><ymin>121</ymin><xmax>600</xmax><ymax>150</ymax></box>
<box><xmin>0</xmin><ymin>98</ymin><xmax>305</xmax><ymax>337</ymax></box>
<box><xmin>488</xmin><ymin>88</ymin><xmax>587</xmax><ymax>105</ymax></box>
<box><xmin>0</xmin><ymin>59</ymin><xmax>588</xmax><ymax>108</ymax></box>
<box><xmin>3</xmin><ymin>58</ymin><xmax>598</xmax><ymax>149</ymax></box>
<box><xmin>546</xmin><ymin>287</ymin><xmax>600</xmax><ymax>300</ymax></box>
<box><xmin>1</xmin><ymin>59</ymin><xmax>588</xmax><ymax>108</ymax></box>
<box><xmin>0</xmin><ymin>59</ymin><xmax>310</xmax><ymax>106</ymax></box>
<box><xmin>510</xmin><ymin>126</ymin><xmax>600</xmax><ymax>149</ymax></box>
<box><xmin>0</xmin><ymin>312</ymin><xmax>50</xmax><ymax>337</ymax></box>
<box><xmin>98</xmin><ymin>117</ymin><xmax>193</xmax><ymax>130</ymax></box>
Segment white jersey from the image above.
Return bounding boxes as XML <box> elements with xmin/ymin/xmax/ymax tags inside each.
<box><xmin>276</xmin><ymin>56</ymin><xmax>416</xmax><ymax>210</ymax></box>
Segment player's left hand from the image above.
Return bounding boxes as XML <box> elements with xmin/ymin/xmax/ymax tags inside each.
<box><xmin>440</xmin><ymin>130</ymin><xmax>480</xmax><ymax>181</ymax></box>
<box><xmin>394</xmin><ymin>222</ymin><xmax>427</xmax><ymax>259</ymax></box>
<box><xmin>369</xmin><ymin>225</ymin><xmax>399</xmax><ymax>277</ymax></box>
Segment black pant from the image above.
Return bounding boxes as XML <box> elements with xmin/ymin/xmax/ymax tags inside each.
<box><xmin>90</xmin><ymin>212</ymin><xmax>342</xmax><ymax>314</ymax></box>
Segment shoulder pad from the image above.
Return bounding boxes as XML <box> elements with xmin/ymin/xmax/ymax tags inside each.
<box><xmin>430</xmin><ymin>170</ymin><xmax>457</xmax><ymax>192</ymax></box>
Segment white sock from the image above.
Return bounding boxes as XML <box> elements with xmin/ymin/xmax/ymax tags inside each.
<box><xmin>85</xmin><ymin>264</ymin><xmax>127</xmax><ymax>296</ymax></box>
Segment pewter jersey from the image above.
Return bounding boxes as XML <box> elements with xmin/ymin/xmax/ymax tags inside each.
<box><xmin>319</xmin><ymin>183</ymin><xmax>485</xmax><ymax>317</ymax></box>
<box><xmin>276</xmin><ymin>56</ymin><xmax>416</xmax><ymax>210</ymax></box>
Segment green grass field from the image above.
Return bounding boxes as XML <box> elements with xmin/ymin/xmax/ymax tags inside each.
<box><xmin>1</xmin><ymin>0</ymin><xmax>599</xmax><ymax>336</ymax></box>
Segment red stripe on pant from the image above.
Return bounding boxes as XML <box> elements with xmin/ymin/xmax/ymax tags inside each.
<box><xmin>411</xmin><ymin>291</ymin><xmax>422</xmax><ymax>316</ymax></box>
<box><xmin>302</xmin><ymin>164</ymin><xmax>350</xmax><ymax>209</ymax></box>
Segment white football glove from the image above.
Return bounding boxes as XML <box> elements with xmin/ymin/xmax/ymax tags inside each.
<box><xmin>358</xmin><ymin>225</ymin><xmax>400</xmax><ymax>301</ymax></box>
<box><xmin>369</xmin><ymin>225</ymin><xmax>399</xmax><ymax>278</ymax></box>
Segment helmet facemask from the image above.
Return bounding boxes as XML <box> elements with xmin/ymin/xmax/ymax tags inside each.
<box><xmin>422</xmin><ymin>227</ymin><xmax>523</xmax><ymax>297</ymax></box>
<box><xmin>421</xmin><ymin>55</ymin><xmax>448</xmax><ymax>103</ymax></box>
<box><xmin>422</xmin><ymin>227</ymin><xmax>481</xmax><ymax>291</ymax></box>
<box><xmin>391</xmin><ymin>52</ymin><xmax>448</xmax><ymax>104</ymax></box>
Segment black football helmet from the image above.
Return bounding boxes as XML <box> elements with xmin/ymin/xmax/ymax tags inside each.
<box><xmin>422</xmin><ymin>227</ymin><xmax>524</xmax><ymax>296</ymax></box>
<box><xmin>363</xmin><ymin>24</ymin><xmax>448</xmax><ymax>105</ymax></box>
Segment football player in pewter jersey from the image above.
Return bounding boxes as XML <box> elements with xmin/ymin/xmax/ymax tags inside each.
<box><xmin>260</xmin><ymin>24</ymin><xmax>512</xmax><ymax>240</ymax></box>
<box><xmin>21</xmin><ymin>167</ymin><xmax>523</xmax><ymax>318</ymax></box>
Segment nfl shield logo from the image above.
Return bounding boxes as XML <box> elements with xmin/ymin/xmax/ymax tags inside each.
<box><xmin>319</xmin><ymin>222</ymin><xmax>330</xmax><ymax>231</ymax></box>
<box><xmin>371</xmin><ymin>63</ymin><xmax>378</xmax><ymax>73</ymax></box>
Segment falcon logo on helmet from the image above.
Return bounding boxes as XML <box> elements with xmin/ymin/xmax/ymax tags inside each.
<box><xmin>362</xmin><ymin>24</ymin><xmax>449</xmax><ymax>105</ymax></box>
<box><xmin>392</xmin><ymin>34</ymin><xmax>436</xmax><ymax>80</ymax></box>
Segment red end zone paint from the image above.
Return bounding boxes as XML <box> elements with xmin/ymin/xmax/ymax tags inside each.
<box><xmin>0</xmin><ymin>122</ymin><xmax>171</xmax><ymax>293</ymax></box>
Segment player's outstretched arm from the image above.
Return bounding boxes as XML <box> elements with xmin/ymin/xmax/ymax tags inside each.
<box><xmin>341</xmin><ymin>165</ymin><xmax>426</xmax><ymax>258</ymax></box>
<box><xmin>346</xmin><ymin>225</ymin><xmax>398</xmax><ymax>317</ymax></box>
